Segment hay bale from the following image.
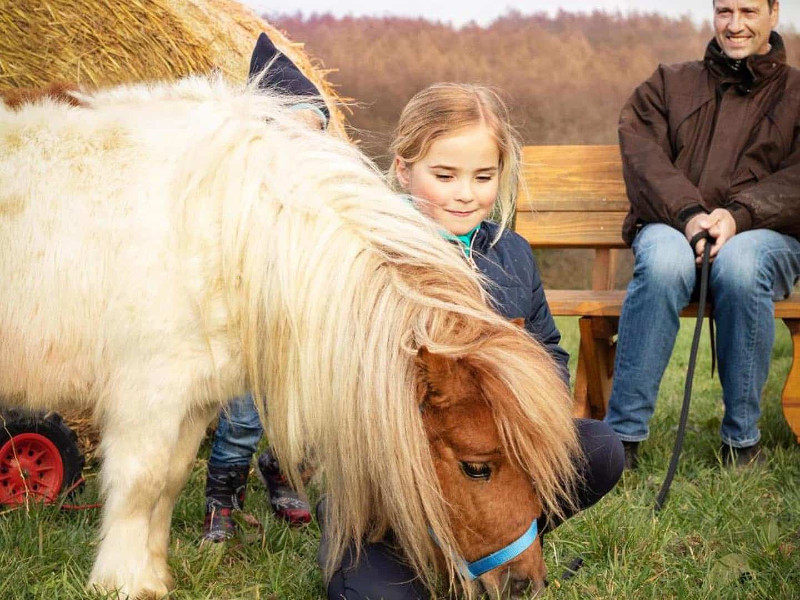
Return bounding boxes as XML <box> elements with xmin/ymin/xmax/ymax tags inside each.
<box><xmin>0</xmin><ymin>0</ymin><xmax>347</xmax><ymax>134</ymax></box>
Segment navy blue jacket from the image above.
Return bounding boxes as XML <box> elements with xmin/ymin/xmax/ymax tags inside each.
<box><xmin>470</xmin><ymin>222</ymin><xmax>570</xmax><ymax>384</ymax></box>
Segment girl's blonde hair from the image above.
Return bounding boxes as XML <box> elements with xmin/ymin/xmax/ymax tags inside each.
<box><xmin>388</xmin><ymin>82</ymin><xmax>522</xmax><ymax>238</ymax></box>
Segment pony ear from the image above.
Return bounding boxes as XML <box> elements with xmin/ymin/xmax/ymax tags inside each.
<box><xmin>510</xmin><ymin>317</ymin><xmax>525</xmax><ymax>329</ymax></box>
<box><xmin>416</xmin><ymin>346</ymin><xmax>455</xmax><ymax>408</ymax></box>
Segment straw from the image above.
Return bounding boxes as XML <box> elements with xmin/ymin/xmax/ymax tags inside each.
<box><xmin>0</xmin><ymin>0</ymin><xmax>347</xmax><ymax>134</ymax></box>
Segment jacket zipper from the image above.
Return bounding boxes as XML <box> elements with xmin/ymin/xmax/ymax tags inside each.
<box><xmin>464</xmin><ymin>235</ymin><xmax>478</xmax><ymax>270</ymax></box>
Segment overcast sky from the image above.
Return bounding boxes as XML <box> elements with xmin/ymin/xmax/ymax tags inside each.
<box><xmin>241</xmin><ymin>0</ymin><xmax>799</xmax><ymax>31</ymax></box>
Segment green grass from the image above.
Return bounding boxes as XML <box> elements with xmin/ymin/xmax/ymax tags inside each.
<box><xmin>2</xmin><ymin>318</ymin><xmax>799</xmax><ymax>599</ymax></box>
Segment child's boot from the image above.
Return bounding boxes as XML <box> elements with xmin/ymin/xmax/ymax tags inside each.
<box><xmin>202</xmin><ymin>463</ymin><xmax>249</xmax><ymax>542</ymax></box>
<box><xmin>256</xmin><ymin>447</ymin><xmax>312</xmax><ymax>526</ymax></box>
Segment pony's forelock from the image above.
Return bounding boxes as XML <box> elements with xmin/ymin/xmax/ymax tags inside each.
<box><xmin>470</xmin><ymin>324</ymin><xmax>581</xmax><ymax>521</ymax></box>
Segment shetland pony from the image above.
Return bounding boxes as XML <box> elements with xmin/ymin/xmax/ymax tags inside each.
<box><xmin>0</xmin><ymin>77</ymin><xmax>578</xmax><ymax>598</ymax></box>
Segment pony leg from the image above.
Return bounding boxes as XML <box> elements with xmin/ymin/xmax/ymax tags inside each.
<box><xmin>88</xmin><ymin>394</ymin><xmax>192</xmax><ymax>599</ymax></box>
<box><xmin>147</xmin><ymin>406</ymin><xmax>218</xmax><ymax>588</ymax></box>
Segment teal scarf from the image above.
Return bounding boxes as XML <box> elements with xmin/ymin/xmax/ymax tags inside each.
<box><xmin>441</xmin><ymin>224</ymin><xmax>481</xmax><ymax>258</ymax></box>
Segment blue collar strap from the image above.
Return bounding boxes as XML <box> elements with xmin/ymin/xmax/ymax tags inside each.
<box><xmin>430</xmin><ymin>517</ymin><xmax>539</xmax><ymax>581</ymax></box>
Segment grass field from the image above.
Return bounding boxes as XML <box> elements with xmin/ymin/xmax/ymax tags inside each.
<box><xmin>2</xmin><ymin>317</ymin><xmax>798</xmax><ymax>599</ymax></box>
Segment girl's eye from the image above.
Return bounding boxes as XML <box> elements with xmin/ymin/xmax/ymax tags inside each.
<box><xmin>476</xmin><ymin>175</ymin><xmax>494</xmax><ymax>183</ymax></box>
<box><xmin>460</xmin><ymin>461</ymin><xmax>492</xmax><ymax>480</ymax></box>
<box><xmin>435</xmin><ymin>174</ymin><xmax>452</xmax><ymax>181</ymax></box>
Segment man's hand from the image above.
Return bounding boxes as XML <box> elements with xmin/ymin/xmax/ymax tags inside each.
<box><xmin>684</xmin><ymin>209</ymin><xmax>736</xmax><ymax>264</ymax></box>
<box><xmin>705</xmin><ymin>208</ymin><xmax>737</xmax><ymax>259</ymax></box>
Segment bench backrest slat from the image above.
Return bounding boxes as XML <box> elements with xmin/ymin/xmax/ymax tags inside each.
<box><xmin>515</xmin><ymin>211</ymin><xmax>628</xmax><ymax>248</ymax></box>
<box><xmin>519</xmin><ymin>144</ymin><xmax>628</xmax><ymax>249</ymax></box>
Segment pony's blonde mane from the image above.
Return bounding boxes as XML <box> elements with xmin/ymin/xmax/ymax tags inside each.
<box><xmin>82</xmin><ymin>76</ymin><xmax>579</xmax><ymax>594</ymax></box>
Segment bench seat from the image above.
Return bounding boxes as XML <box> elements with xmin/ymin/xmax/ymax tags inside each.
<box><xmin>546</xmin><ymin>290</ymin><xmax>800</xmax><ymax>319</ymax></box>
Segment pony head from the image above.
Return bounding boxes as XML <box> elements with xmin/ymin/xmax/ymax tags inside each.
<box><xmin>419</xmin><ymin>346</ymin><xmax>545</xmax><ymax>597</ymax></box>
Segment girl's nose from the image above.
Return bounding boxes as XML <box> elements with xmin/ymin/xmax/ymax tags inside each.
<box><xmin>455</xmin><ymin>180</ymin><xmax>473</xmax><ymax>203</ymax></box>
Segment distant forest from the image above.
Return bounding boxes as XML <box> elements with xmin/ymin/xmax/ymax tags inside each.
<box><xmin>270</xmin><ymin>12</ymin><xmax>800</xmax><ymax>163</ymax></box>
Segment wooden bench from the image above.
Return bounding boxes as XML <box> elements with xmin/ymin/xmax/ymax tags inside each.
<box><xmin>516</xmin><ymin>144</ymin><xmax>800</xmax><ymax>444</ymax></box>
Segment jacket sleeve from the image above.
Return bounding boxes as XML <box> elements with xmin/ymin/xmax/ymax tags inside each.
<box><xmin>619</xmin><ymin>66</ymin><xmax>707</xmax><ymax>233</ymax></box>
<box><xmin>727</xmin><ymin>119</ymin><xmax>800</xmax><ymax>237</ymax></box>
<box><xmin>525</xmin><ymin>258</ymin><xmax>570</xmax><ymax>386</ymax></box>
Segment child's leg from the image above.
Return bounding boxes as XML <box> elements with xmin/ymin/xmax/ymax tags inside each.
<box><xmin>540</xmin><ymin>418</ymin><xmax>624</xmax><ymax>532</ymax></box>
<box><xmin>203</xmin><ymin>394</ymin><xmax>263</xmax><ymax>542</ymax></box>
<box><xmin>316</xmin><ymin>499</ymin><xmax>429</xmax><ymax>600</ymax></box>
<box><xmin>325</xmin><ymin>541</ymin><xmax>430</xmax><ymax>600</ymax></box>
<box><xmin>208</xmin><ymin>393</ymin><xmax>263</xmax><ymax>470</ymax></box>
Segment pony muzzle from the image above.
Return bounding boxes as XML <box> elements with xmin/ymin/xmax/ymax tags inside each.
<box><xmin>431</xmin><ymin>517</ymin><xmax>544</xmax><ymax>598</ymax></box>
<box><xmin>475</xmin><ymin>570</ymin><xmax>545</xmax><ymax>600</ymax></box>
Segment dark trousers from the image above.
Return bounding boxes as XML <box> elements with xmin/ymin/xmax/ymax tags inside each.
<box><xmin>321</xmin><ymin>418</ymin><xmax>624</xmax><ymax>600</ymax></box>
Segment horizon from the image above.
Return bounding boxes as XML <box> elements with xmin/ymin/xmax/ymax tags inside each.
<box><xmin>241</xmin><ymin>0</ymin><xmax>799</xmax><ymax>31</ymax></box>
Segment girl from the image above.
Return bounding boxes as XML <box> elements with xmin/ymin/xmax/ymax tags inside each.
<box><xmin>318</xmin><ymin>83</ymin><xmax>624</xmax><ymax>599</ymax></box>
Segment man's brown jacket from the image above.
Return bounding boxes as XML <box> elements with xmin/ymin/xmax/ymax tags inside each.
<box><xmin>619</xmin><ymin>32</ymin><xmax>800</xmax><ymax>246</ymax></box>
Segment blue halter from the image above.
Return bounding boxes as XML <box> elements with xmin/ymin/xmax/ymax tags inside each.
<box><xmin>431</xmin><ymin>517</ymin><xmax>539</xmax><ymax>581</ymax></box>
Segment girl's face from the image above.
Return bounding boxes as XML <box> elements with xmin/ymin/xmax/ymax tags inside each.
<box><xmin>396</xmin><ymin>124</ymin><xmax>500</xmax><ymax>236</ymax></box>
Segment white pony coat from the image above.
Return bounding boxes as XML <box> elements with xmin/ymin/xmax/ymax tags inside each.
<box><xmin>0</xmin><ymin>77</ymin><xmax>578</xmax><ymax>598</ymax></box>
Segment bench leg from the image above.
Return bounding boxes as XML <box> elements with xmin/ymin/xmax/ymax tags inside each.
<box><xmin>782</xmin><ymin>319</ymin><xmax>800</xmax><ymax>445</ymax></box>
<box><xmin>573</xmin><ymin>316</ymin><xmax>617</xmax><ymax>420</ymax></box>
<box><xmin>573</xmin><ymin>351</ymin><xmax>590</xmax><ymax>418</ymax></box>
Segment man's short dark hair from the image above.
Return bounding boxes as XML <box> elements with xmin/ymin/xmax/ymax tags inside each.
<box><xmin>713</xmin><ymin>0</ymin><xmax>777</xmax><ymax>10</ymax></box>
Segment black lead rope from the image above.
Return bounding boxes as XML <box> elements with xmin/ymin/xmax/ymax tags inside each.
<box><xmin>562</xmin><ymin>231</ymin><xmax>714</xmax><ymax>581</ymax></box>
<box><xmin>654</xmin><ymin>230</ymin><xmax>713</xmax><ymax>512</ymax></box>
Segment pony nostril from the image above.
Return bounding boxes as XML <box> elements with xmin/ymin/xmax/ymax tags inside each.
<box><xmin>508</xmin><ymin>577</ymin><xmax>548</xmax><ymax>598</ymax></box>
<box><xmin>508</xmin><ymin>578</ymin><xmax>532</xmax><ymax>597</ymax></box>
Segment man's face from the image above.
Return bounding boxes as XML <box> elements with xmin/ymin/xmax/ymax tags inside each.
<box><xmin>714</xmin><ymin>0</ymin><xmax>779</xmax><ymax>60</ymax></box>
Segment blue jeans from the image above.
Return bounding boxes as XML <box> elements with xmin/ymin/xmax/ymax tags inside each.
<box><xmin>605</xmin><ymin>224</ymin><xmax>800</xmax><ymax>448</ymax></box>
<box><xmin>208</xmin><ymin>393</ymin><xmax>263</xmax><ymax>467</ymax></box>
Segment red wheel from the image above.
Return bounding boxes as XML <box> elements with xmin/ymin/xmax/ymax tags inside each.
<box><xmin>0</xmin><ymin>432</ymin><xmax>65</xmax><ymax>505</ymax></box>
<box><xmin>0</xmin><ymin>410</ymin><xmax>84</xmax><ymax>506</ymax></box>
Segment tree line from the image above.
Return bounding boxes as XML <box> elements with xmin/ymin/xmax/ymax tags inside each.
<box><xmin>270</xmin><ymin>11</ymin><xmax>799</xmax><ymax>163</ymax></box>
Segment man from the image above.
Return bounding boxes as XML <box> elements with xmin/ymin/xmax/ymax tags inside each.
<box><xmin>605</xmin><ymin>0</ymin><xmax>800</xmax><ymax>469</ymax></box>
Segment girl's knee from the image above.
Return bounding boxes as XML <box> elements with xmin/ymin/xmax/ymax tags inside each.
<box><xmin>327</xmin><ymin>570</ymin><xmax>429</xmax><ymax>600</ymax></box>
<box><xmin>325</xmin><ymin>538</ymin><xmax>429</xmax><ymax>600</ymax></box>
<box><xmin>576</xmin><ymin>419</ymin><xmax>624</xmax><ymax>494</ymax></box>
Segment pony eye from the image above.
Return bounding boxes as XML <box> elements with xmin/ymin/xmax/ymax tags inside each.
<box><xmin>461</xmin><ymin>461</ymin><xmax>492</xmax><ymax>480</ymax></box>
